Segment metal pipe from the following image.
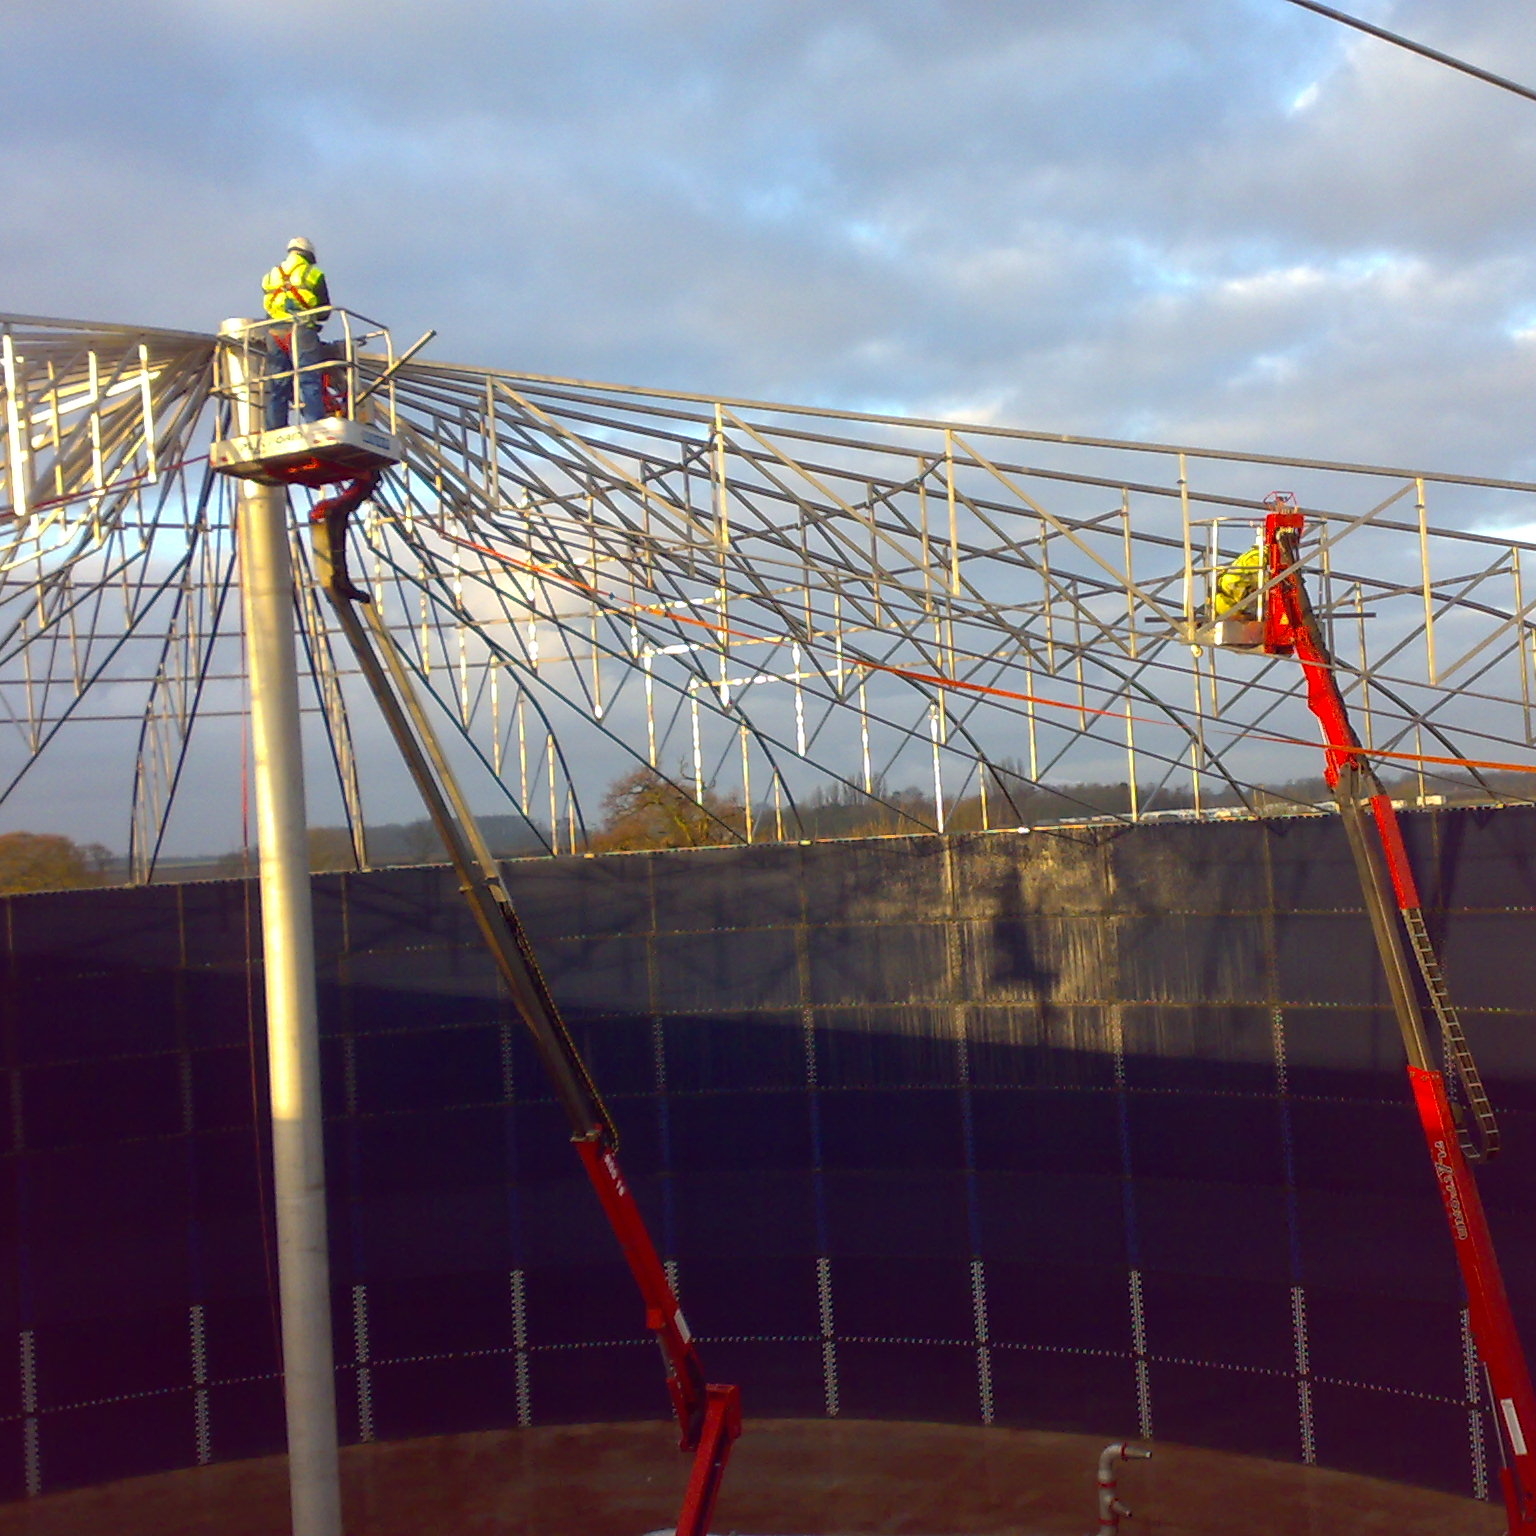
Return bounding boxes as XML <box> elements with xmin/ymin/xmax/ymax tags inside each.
<box><xmin>1280</xmin><ymin>0</ymin><xmax>1536</xmax><ymax>109</ymax></box>
<box><xmin>219</xmin><ymin>318</ymin><xmax>342</xmax><ymax>1536</ymax></box>
<box><xmin>1094</xmin><ymin>1441</ymin><xmax>1151</xmax><ymax>1533</ymax></box>
<box><xmin>351</xmin><ymin>327</ymin><xmax>436</xmax><ymax>410</ymax></box>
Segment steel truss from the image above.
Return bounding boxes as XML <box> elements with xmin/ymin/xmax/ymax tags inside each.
<box><xmin>3</xmin><ymin>313</ymin><xmax>1535</xmax><ymax>875</ymax></box>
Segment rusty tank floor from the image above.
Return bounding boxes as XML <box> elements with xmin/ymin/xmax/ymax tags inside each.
<box><xmin>0</xmin><ymin>1419</ymin><xmax>1502</xmax><ymax>1535</ymax></box>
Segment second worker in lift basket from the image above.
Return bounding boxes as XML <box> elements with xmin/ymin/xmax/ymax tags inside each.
<box><xmin>260</xmin><ymin>236</ymin><xmax>332</xmax><ymax>430</ymax></box>
<box><xmin>1212</xmin><ymin>543</ymin><xmax>1264</xmax><ymax>623</ymax></box>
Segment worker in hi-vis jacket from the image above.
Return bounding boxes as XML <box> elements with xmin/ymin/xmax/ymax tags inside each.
<box><xmin>260</xmin><ymin>236</ymin><xmax>331</xmax><ymax>430</ymax></box>
<box><xmin>1212</xmin><ymin>543</ymin><xmax>1264</xmax><ymax>622</ymax></box>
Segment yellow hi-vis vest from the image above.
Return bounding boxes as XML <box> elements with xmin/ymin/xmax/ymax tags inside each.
<box><xmin>1212</xmin><ymin>544</ymin><xmax>1265</xmax><ymax>620</ymax></box>
<box><xmin>262</xmin><ymin>253</ymin><xmax>329</xmax><ymax>324</ymax></box>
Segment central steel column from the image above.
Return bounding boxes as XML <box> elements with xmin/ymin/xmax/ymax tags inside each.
<box><xmin>221</xmin><ymin>318</ymin><xmax>343</xmax><ymax>1536</ymax></box>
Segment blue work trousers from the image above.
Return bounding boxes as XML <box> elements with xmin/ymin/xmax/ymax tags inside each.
<box><xmin>262</xmin><ymin>324</ymin><xmax>327</xmax><ymax>430</ymax></box>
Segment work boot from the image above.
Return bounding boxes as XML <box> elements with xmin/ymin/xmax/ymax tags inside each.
<box><xmin>331</xmin><ymin>568</ymin><xmax>371</xmax><ymax>605</ymax></box>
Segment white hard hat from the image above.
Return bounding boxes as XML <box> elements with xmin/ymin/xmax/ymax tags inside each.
<box><xmin>287</xmin><ymin>236</ymin><xmax>315</xmax><ymax>257</ymax></box>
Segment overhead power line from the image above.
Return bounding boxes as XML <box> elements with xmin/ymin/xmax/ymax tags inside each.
<box><xmin>1281</xmin><ymin>0</ymin><xmax>1536</xmax><ymax>107</ymax></box>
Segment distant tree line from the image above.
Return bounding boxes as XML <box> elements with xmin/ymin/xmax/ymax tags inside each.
<box><xmin>0</xmin><ymin>832</ymin><xmax>114</xmax><ymax>895</ymax></box>
<box><xmin>571</xmin><ymin>760</ymin><xmax>1509</xmax><ymax>854</ymax></box>
<box><xmin>211</xmin><ymin>814</ymin><xmax>549</xmax><ymax>878</ymax></box>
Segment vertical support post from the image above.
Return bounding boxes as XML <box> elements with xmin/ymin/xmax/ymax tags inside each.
<box><xmin>517</xmin><ymin>691</ymin><xmax>530</xmax><ymax>810</ymax></box>
<box><xmin>1354</xmin><ymin>585</ymin><xmax>1373</xmax><ymax>749</ymax></box>
<box><xmin>588</xmin><ymin>495</ymin><xmax>602</xmax><ymax>718</ymax></box>
<box><xmin>690</xmin><ymin>682</ymin><xmax>705</xmax><ymax>802</ymax></box>
<box><xmin>740</xmin><ymin>721</ymin><xmax>754</xmax><ymax>843</ymax></box>
<box><xmin>139</xmin><ymin>343</ymin><xmax>158</xmax><ymax>482</ymax></box>
<box><xmin>1319</xmin><ymin>533</ymin><xmax>1337</xmax><ymax>659</ymax></box>
<box><xmin>1121</xmin><ymin>494</ymin><xmax>1141</xmax><ymax>814</ymax></box>
<box><xmin>46</xmin><ymin>359</ymin><xmax>64</xmax><ymax>501</ymax></box>
<box><xmin>1024</xmin><ymin>658</ymin><xmax>1039</xmax><ymax>785</ymax></box>
<box><xmin>1205</xmin><ymin>523</ymin><xmax>1221</xmax><ymax>716</ymax></box>
<box><xmin>1188</xmin><ymin>644</ymin><xmax>1205</xmax><ymax>816</ymax></box>
<box><xmin>859</xmin><ymin>681</ymin><xmax>872</xmax><ymax>794</ymax></box>
<box><xmin>484</xmin><ymin>375</ymin><xmax>498</xmax><ymax>502</ymax></box>
<box><xmin>1121</xmin><ymin>490</ymin><xmax>1138</xmax><ymax>662</ymax></box>
<box><xmin>1178</xmin><ymin>451</ymin><xmax>1192</xmax><ymax>636</ymax></box>
<box><xmin>644</xmin><ymin>650</ymin><xmax>658</xmax><ymax>767</ymax></box>
<box><xmin>1417</xmin><ymin>478</ymin><xmax>1437</xmax><ymax>686</ymax></box>
<box><xmin>547</xmin><ymin>732</ymin><xmax>560</xmax><ymax>854</ymax></box>
<box><xmin>929</xmin><ymin>701</ymin><xmax>945</xmax><ymax>833</ymax></box>
<box><xmin>87</xmin><ymin>350</ymin><xmax>105</xmax><ymax>508</ymax></box>
<box><xmin>944</xmin><ymin>433</ymin><xmax>962</xmax><ymax>690</ymax></box>
<box><xmin>2</xmin><ymin>330</ymin><xmax>31</xmax><ymax>526</ymax></box>
<box><xmin>1515</xmin><ymin>548</ymin><xmax>1534</xmax><ymax>745</ymax></box>
<box><xmin>713</xmin><ymin>405</ymin><xmax>732</xmax><ymax>714</ymax></box>
<box><xmin>1124</xmin><ymin>696</ymin><xmax>1139</xmax><ymax>823</ymax></box>
<box><xmin>792</xmin><ymin>642</ymin><xmax>806</xmax><ymax>758</ymax></box>
<box><xmin>220</xmin><ymin>319</ymin><xmax>342</xmax><ymax>1536</ymax></box>
<box><xmin>491</xmin><ymin>662</ymin><xmax>502</xmax><ymax>778</ymax></box>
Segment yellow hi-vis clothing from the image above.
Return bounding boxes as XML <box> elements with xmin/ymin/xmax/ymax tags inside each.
<box><xmin>262</xmin><ymin>253</ymin><xmax>330</xmax><ymax>324</ymax></box>
<box><xmin>1212</xmin><ymin>545</ymin><xmax>1265</xmax><ymax>620</ymax></box>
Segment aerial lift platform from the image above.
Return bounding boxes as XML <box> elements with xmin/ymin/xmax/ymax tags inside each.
<box><xmin>1202</xmin><ymin>497</ymin><xmax>1536</xmax><ymax>1535</ymax></box>
<box><xmin>211</xmin><ymin>310</ymin><xmax>420</xmax><ymax>487</ymax></box>
<box><xmin>212</xmin><ymin>318</ymin><xmax>741</xmax><ymax>1536</ymax></box>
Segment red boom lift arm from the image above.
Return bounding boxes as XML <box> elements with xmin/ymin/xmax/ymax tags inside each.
<box><xmin>310</xmin><ymin>481</ymin><xmax>741</xmax><ymax>1536</ymax></box>
<box><xmin>1256</xmin><ymin>501</ymin><xmax>1535</xmax><ymax>1533</ymax></box>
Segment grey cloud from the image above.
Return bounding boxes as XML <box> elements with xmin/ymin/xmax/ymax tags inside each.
<box><xmin>5</xmin><ymin>0</ymin><xmax>1536</xmax><ymax>482</ymax></box>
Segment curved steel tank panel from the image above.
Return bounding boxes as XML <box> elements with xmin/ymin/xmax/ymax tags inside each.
<box><xmin>0</xmin><ymin>807</ymin><xmax>1531</xmax><ymax>1506</ymax></box>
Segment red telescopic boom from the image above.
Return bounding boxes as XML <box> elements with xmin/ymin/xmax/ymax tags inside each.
<box><xmin>1256</xmin><ymin>502</ymin><xmax>1535</xmax><ymax>1533</ymax></box>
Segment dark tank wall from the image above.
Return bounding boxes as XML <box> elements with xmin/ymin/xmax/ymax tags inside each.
<box><xmin>0</xmin><ymin>807</ymin><xmax>1532</xmax><ymax>1503</ymax></box>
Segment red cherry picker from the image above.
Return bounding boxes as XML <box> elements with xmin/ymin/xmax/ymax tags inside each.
<box><xmin>212</xmin><ymin>335</ymin><xmax>741</xmax><ymax>1535</ymax></box>
<box><xmin>315</xmin><ymin>476</ymin><xmax>741</xmax><ymax>1536</ymax></box>
<box><xmin>1210</xmin><ymin>497</ymin><xmax>1536</xmax><ymax>1533</ymax></box>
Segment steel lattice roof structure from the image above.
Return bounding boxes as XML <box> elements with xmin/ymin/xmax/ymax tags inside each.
<box><xmin>3</xmin><ymin>312</ymin><xmax>1535</xmax><ymax>879</ymax></box>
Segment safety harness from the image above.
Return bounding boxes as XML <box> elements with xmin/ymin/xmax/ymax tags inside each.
<box><xmin>262</xmin><ymin>254</ymin><xmax>326</xmax><ymax>322</ymax></box>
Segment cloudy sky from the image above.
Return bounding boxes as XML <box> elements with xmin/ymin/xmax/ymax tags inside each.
<box><xmin>5</xmin><ymin>1</ymin><xmax>1536</xmax><ymax>851</ymax></box>
<box><xmin>6</xmin><ymin>1</ymin><xmax>1536</xmax><ymax>483</ymax></box>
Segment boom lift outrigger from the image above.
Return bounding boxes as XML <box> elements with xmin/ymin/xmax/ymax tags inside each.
<box><xmin>1208</xmin><ymin>498</ymin><xmax>1536</xmax><ymax>1534</ymax></box>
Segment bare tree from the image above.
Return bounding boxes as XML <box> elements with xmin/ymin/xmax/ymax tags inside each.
<box><xmin>589</xmin><ymin>767</ymin><xmax>744</xmax><ymax>851</ymax></box>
